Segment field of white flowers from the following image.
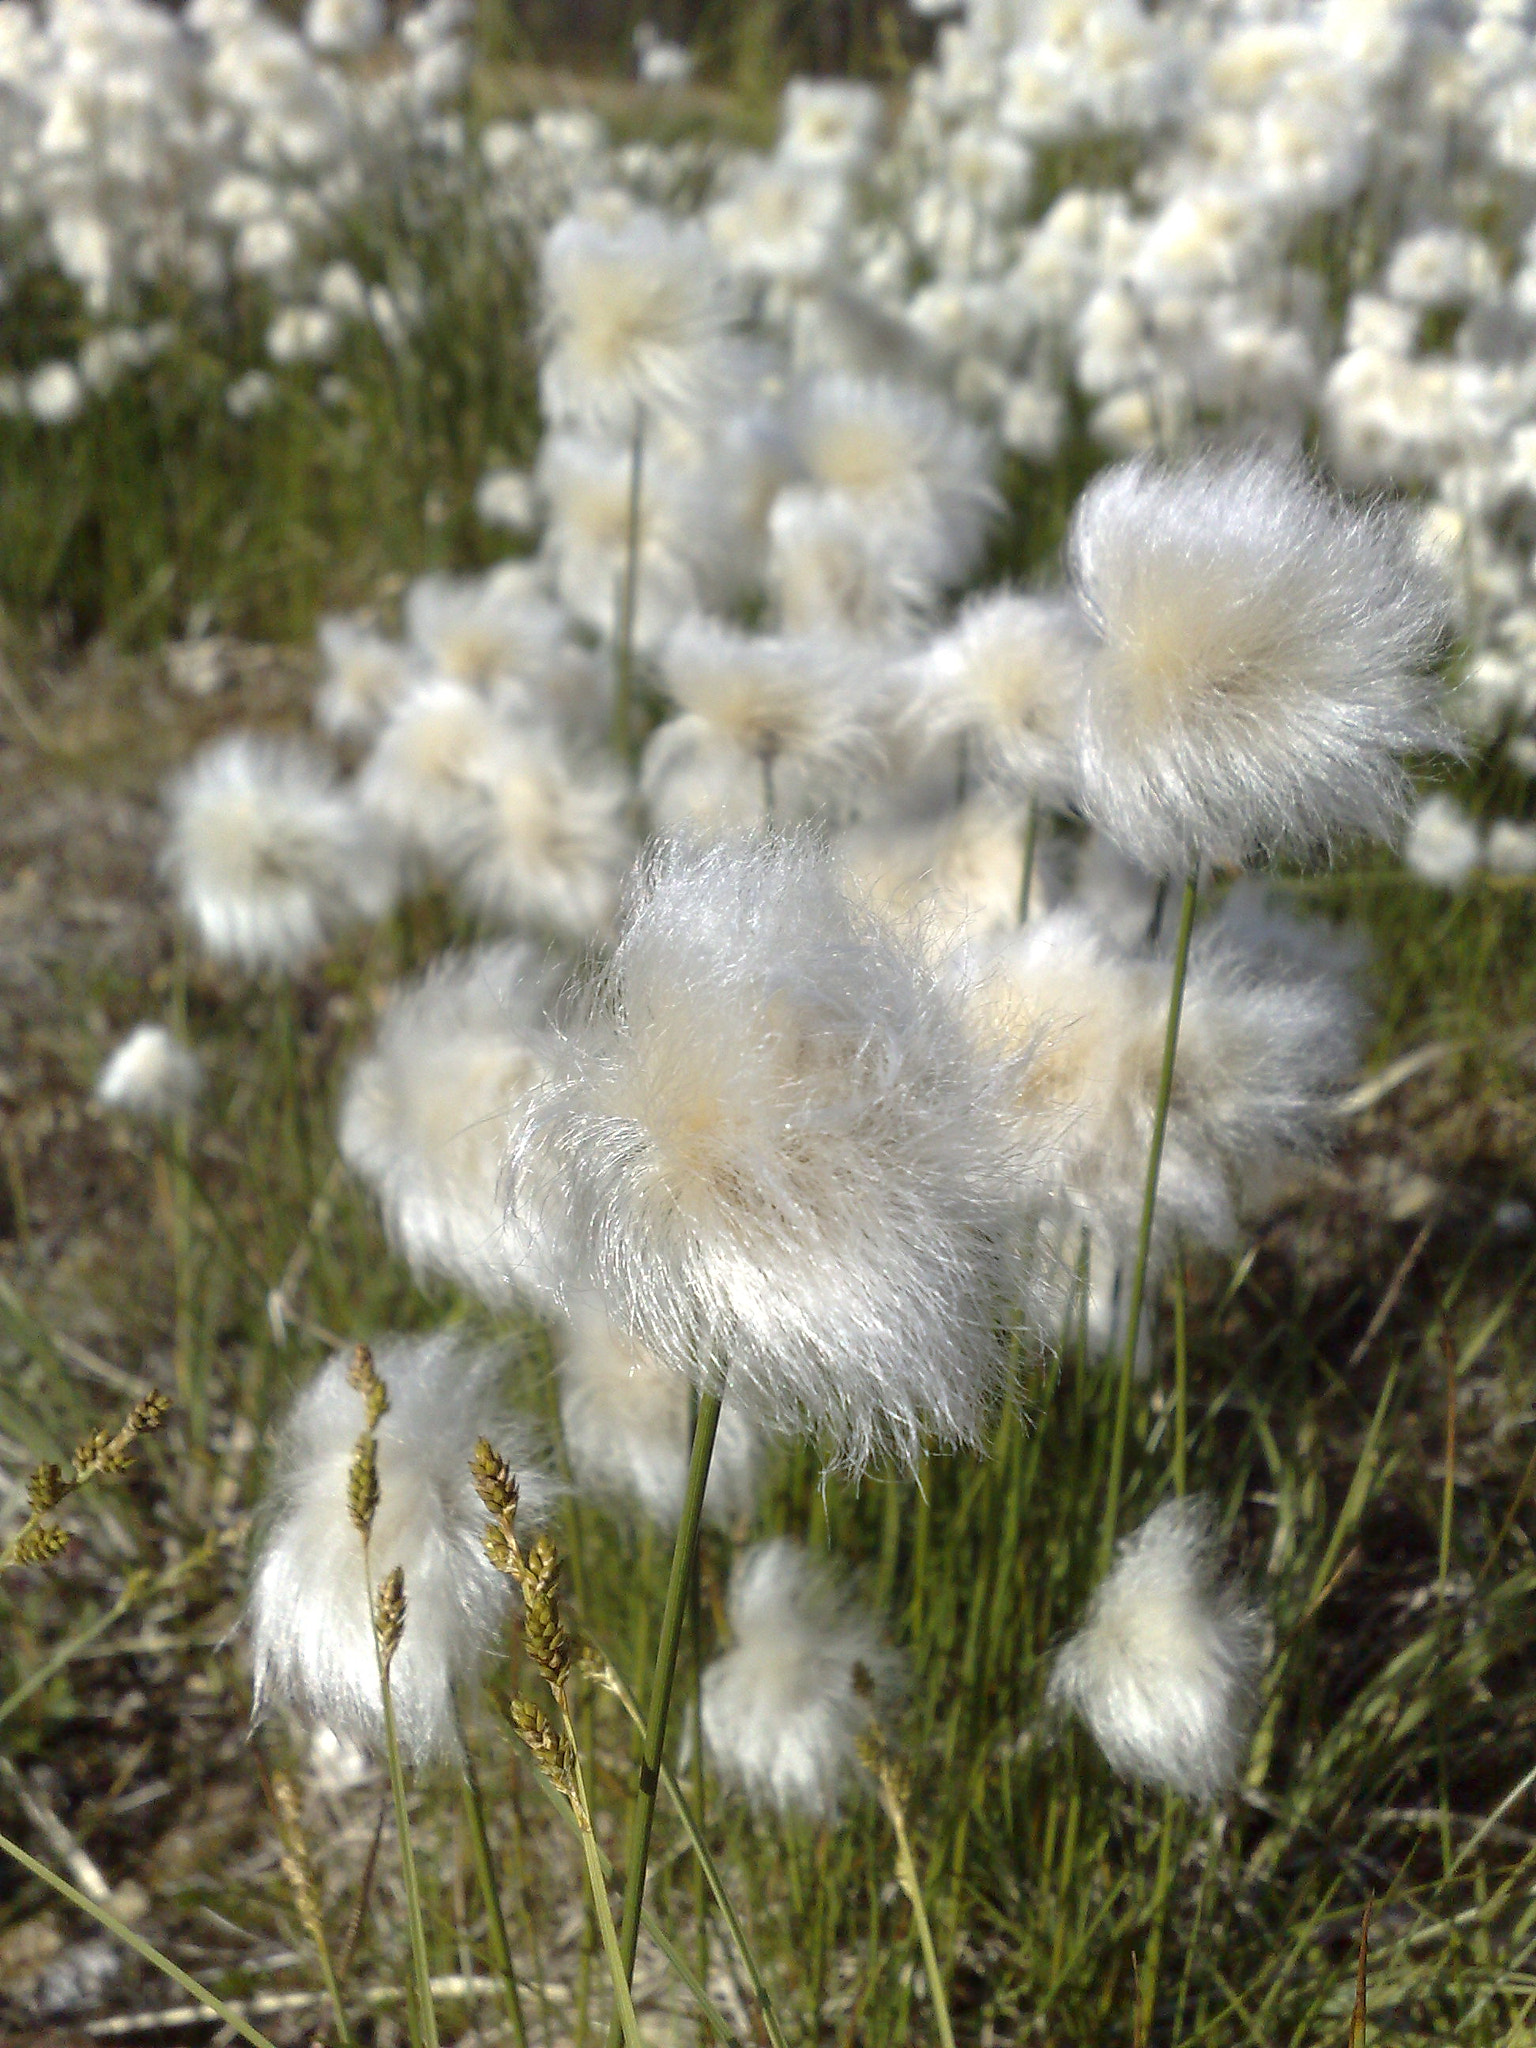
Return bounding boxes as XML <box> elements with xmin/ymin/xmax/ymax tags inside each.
<box><xmin>3</xmin><ymin>0</ymin><xmax>1536</xmax><ymax>2043</ymax></box>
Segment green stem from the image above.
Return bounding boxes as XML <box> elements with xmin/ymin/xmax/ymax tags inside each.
<box><xmin>556</xmin><ymin>1698</ymin><xmax>648</xmax><ymax>2048</ymax></box>
<box><xmin>613</xmin><ymin>405</ymin><xmax>646</xmax><ymax>765</ymax></box>
<box><xmin>878</xmin><ymin>1785</ymin><xmax>957</xmax><ymax>2048</ymax></box>
<box><xmin>614</xmin><ymin>1386</ymin><xmax>724</xmax><ymax>2003</ymax></box>
<box><xmin>368</xmin><ymin>1552</ymin><xmax>438</xmax><ymax>2048</ymax></box>
<box><xmin>0</xmin><ymin>1827</ymin><xmax>282</xmax><ymax>2048</ymax></box>
<box><xmin>1017</xmin><ymin>796</ymin><xmax>1041</xmax><ymax>923</ymax></box>
<box><xmin>1098</xmin><ymin>867</ymin><xmax>1199</xmax><ymax>1576</ymax></box>
<box><xmin>596</xmin><ymin>1646</ymin><xmax>792</xmax><ymax>2048</ymax></box>
<box><xmin>1172</xmin><ymin>1249</ymin><xmax>1188</xmax><ymax>1499</ymax></box>
<box><xmin>458</xmin><ymin>1734</ymin><xmax>529</xmax><ymax>2048</ymax></box>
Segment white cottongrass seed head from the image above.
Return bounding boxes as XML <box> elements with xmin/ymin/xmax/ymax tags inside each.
<box><xmin>1067</xmin><ymin>450</ymin><xmax>1452</xmax><ymax>871</ymax></box>
<box><xmin>95</xmin><ymin>1024</ymin><xmax>203</xmax><ymax>1121</ymax></box>
<box><xmin>699</xmin><ymin>1539</ymin><xmax>901</xmax><ymax>1816</ymax></box>
<box><xmin>539</xmin><ymin>208</ymin><xmax>736</xmax><ymax>431</ymax></box>
<box><xmin>557</xmin><ymin>1305</ymin><xmax>759</xmax><ymax>1529</ymax></box>
<box><xmin>248</xmin><ymin>1334</ymin><xmax>558</xmax><ymax>1765</ymax></box>
<box><xmin>162</xmin><ymin>732</ymin><xmax>397</xmax><ymax>972</ymax></box>
<box><xmin>511</xmin><ymin>831</ymin><xmax>1033</xmax><ymax>1473</ymax></box>
<box><xmin>338</xmin><ymin>945</ymin><xmax>562</xmax><ymax>1305</ymax></box>
<box><xmin>1048</xmin><ymin>1495</ymin><xmax>1266</xmax><ymax>1800</ymax></box>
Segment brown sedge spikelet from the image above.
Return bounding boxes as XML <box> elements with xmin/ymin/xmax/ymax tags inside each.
<box><xmin>509</xmin><ymin>1698</ymin><xmax>577</xmax><ymax>1799</ymax></box>
<box><xmin>348</xmin><ymin>1433</ymin><xmax>380</xmax><ymax>1541</ymax></box>
<box><xmin>347</xmin><ymin>1343</ymin><xmax>389</xmax><ymax>1429</ymax></box>
<box><xmin>271</xmin><ymin>1771</ymin><xmax>327</xmax><ymax>1950</ymax></box>
<box><xmin>374</xmin><ymin>1565</ymin><xmax>407</xmax><ymax>1670</ymax></box>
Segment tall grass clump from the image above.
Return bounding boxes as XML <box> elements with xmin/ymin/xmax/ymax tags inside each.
<box><xmin>4</xmin><ymin>0</ymin><xmax>1536</xmax><ymax>2042</ymax></box>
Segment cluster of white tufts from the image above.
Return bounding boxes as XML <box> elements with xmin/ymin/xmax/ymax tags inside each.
<box><xmin>146</xmin><ymin>3</ymin><xmax>1528</xmax><ymax>1815</ymax></box>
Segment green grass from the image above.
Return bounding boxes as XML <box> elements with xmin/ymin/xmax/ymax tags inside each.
<box><xmin>3</xmin><ymin>58</ymin><xmax>1536</xmax><ymax>2048</ymax></box>
<box><xmin>1</xmin><ymin>627</ymin><xmax>1534</xmax><ymax>2044</ymax></box>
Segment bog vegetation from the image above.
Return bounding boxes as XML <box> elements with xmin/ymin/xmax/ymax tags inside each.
<box><xmin>3</xmin><ymin>0</ymin><xmax>1536</xmax><ymax>2044</ymax></box>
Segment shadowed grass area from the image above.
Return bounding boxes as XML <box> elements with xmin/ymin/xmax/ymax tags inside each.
<box><xmin>1</xmin><ymin>618</ymin><xmax>1534</xmax><ymax>2044</ymax></box>
<box><xmin>2</xmin><ymin>46</ymin><xmax>1536</xmax><ymax>2048</ymax></box>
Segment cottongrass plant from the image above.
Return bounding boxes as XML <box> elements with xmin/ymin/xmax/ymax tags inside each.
<box><xmin>699</xmin><ymin>1539</ymin><xmax>901</xmax><ymax>1818</ymax></box>
<box><xmin>248</xmin><ymin>1333</ymin><xmax>557</xmax><ymax>1764</ymax></box>
<box><xmin>162</xmin><ymin>733</ymin><xmax>397</xmax><ymax>973</ymax></box>
<box><xmin>1049</xmin><ymin>1495</ymin><xmax>1266</xmax><ymax>1799</ymax></box>
<box><xmin>94</xmin><ymin>1023</ymin><xmax>202</xmax><ymax>1122</ymax></box>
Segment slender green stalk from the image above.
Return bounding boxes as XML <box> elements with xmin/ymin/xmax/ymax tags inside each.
<box><xmin>614</xmin><ymin>1385</ymin><xmax>725</xmax><ymax>2004</ymax></box>
<box><xmin>871</xmin><ymin>1772</ymin><xmax>957</xmax><ymax>2048</ymax></box>
<box><xmin>594</xmin><ymin>1644</ymin><xmax>793</xmax><ymax>2048</ymax></box>
<box><xmin>367</xmin><ymin>1553</ymin><xmax>439</xmax><ymax>2048</ymax></box>
<box><xmin>1098</xmin><ymin>867</ymin><xmax>1199</xmax><ymax>1575</ymax></box>
<box><xmin>613</xmin><ymin>404</ymin><xmax>646</xmax><ymax>765</ymax></box>
<box><xmin>1017</xmin><ymin>795</ymin><xmax>1041</xmax><ymax>922</ymax></box>
<box><xmin>0</xmin><ymin>1827</ymin><xmax>283</xmax><ymax>2048</ymax></box>
<box><xmin>688</xmin><ymin>1397</ymin><xmax>709</xmax><ymax>2048</ymax></box>
<box><xmin>1172</xmin><ymin>1249</ymin><xmax>1189</xmax><ymax>1499</ymax></box>
<box><xmin>552</xmin><ymin>1696</ymin><xmax>648</xmax><ymax>2048</ymax></box>
<box><xmin>457</xmin><ymin>1732</ymin><xmax>530</xmax><ymax>2048</ymax></box>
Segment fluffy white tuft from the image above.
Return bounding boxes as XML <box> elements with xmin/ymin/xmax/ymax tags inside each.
<box><xmin>556</xmin><ymin>1305</ymin><xmax>759</xmax><ymax>1529</ymax></box>
<box><xmin>699</xmin><ymin>1539</ymin><xmax>900</xmax><ymax>1816</ymax></box>
<box><xmin>1068</xmin><ymin>450</ymin><xmax>1452</xmax><ymax>870</ymax></box>
<box><xmin>1404</xmin><ymin>792</ymin><xmax>1483</xmax><ymax>887</ymax></box>
<box><xmin>511</xmin><ymin>832</ymin><xmax>1034</xmax><ymax>1473</ymax></box>
<box><xmin>966</xmin><ymin>902</ymin><xmax>1361</xmax><ymax>1271</ymax></box>
<box><xmin>338</xmin><ymin>945</ymin><xmax>561</xmax><ymax>1305</ymax></box>
<box><xmin>539</xmin><ymin>209</ymin><xmax>736</xmax><ymax>431</ymax></box>
<box><xmin>837</xmin><ymin>796</ymin><xmax>1053</xmax><ymax>959</ymax></box>
<box><xmin>162</xmin><ymin>732</ymin><xmax>397</xmax><ymax>973</ymax></box>
<box><xmin>440</xmin><ymin>720</ymin><xmax>634</xmax><ymax>942</ymax></box>
<box><xmin>248</xmin><ymin>1333</ymin><xmax>558</xmax><ymax>1765</ymax></box>
<box><xmin>643</xmin><ymin>617</ymin><xmax>882</xmax><ymax>827</ymax></box>
<box><xmin>315</xmin><ymin>616</ymin><xmax>422</xmax><ymax>742</ymax></box>
<box><xmin>95</xmin><ymin>1024</ymin><xmax>202</xmax><ymax>1121</ymax></box>
<box><xmin>901</xmin><ymin>591</ymin><xmax>1089</xmax><ymax>807</ymax></box>
<box><xmin>1048</xmin><ymin>1495</ymin><xmax>1265</xmax><ymax>1799</ymax></box>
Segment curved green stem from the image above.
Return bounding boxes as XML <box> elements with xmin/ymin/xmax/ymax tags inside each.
<box><xmin>1098</xmin><ymin>867</ymin><xmax>1199</xmax><ymax>1575</ymax></box>
<box><xmin>613</xmin><ymin>1385</ymin><xmax>724</xmax><ymax>2011</ymax></box>
<box><xmin>0</xmin><ymin>1827</ymin><xmax>282</xmax><ymax>2048</ymax></box>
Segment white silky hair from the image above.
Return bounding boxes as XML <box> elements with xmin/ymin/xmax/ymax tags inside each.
<box><xmin>338</xmin><ymin>944</ymin><xmax>562</xmax><ymax>1305</ymax></box>
<box><xmin>791</xmin><ymin>372</ymin><xmax>1000</xmax><ymax>594</ymax></box>
<box><xmin>161</xmin><ymin>731</ymin><xmax>397</xmax><ymax>973</ymax></box>
<box><xmin>900</xmin><ymin>589</ymin><xmax>1090</xmax><ymax>808</ymax></box>
<box><xmin>966</xmin><ymin>899</ymin><xmax>1361</xmax><ymax>1271</ymax></box>
<box><xmin>538</xmin><ymin>207</ymin><xmax>737</xmax><ymax>432</ymax></box>
<box><xmin>642</xmin><ymin>616</ymin><xmax>884</xmax><ymax>827</ymax></box>
<box><xmin>248</xmin><ymin>1333</ymin><xmax>558</xmax><ymax>1765</ymax></box>
<box><xmin>314</xmin><ymin>615</ymin><xmax>422</xmax><ymax>742</ymax></box>
<box><xmin>556</xmin><ymin>1305</ymin><xmax>759</xmax><ymax>1529</ymax></box>
<box><xmin>766</xmin><ymin>485</ymin><xmax>936</xmax><ymax>641</ymax></box>
<box><xmin>510</xmin><ymin>831</ymin><xmax>1037</xmax><ymax>1475</ymax></box>
<box><xmin>402</xmin><ymin>566</ymin><xmax>572</xmax><ymax>693</ymax></box>
<box><xmin>836</xmin><ymin>795</ymin><xmax>1055</xmax><ymax>961</ymax></box>
<box><xmin>356</xmin><ymin>678</ymin><xmax>518</xmax><ymax>869</ymax></box>
<box><xmin>439</xmin><ymin>719</ymin><xmax>634</xmax><ymax>943</ymax></box>
<box><xmin>1067</xmin><ymin>449</ymin><xmax>1452</xmax><ymax>872</ymax></box>
<box><xmin>95</xmin><ymin>1023</ymin><xmax>202</xmax><ymax>1121</ymax></box>
<box><xmin>1405</xmin><ymin>792</ymin><xmax>1484</xmax><ymax>887</ymax></box>
<box><xmin>698</xmin><ymin>1539</ymin><xmax>901</xmax><ymax>1816</ymax></box>
<box><xmin>1048</xmin><ymin>1495</ymin><xmax>1265</xmax><ymax>1799</ymax></box>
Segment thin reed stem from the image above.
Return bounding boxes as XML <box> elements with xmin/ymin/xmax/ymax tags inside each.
<box><xmin>872</xmin><ymin>1774</ymin><xmax>957</xmax><ymax>2048</ymax></box>
<box><xmin>366</xmin><ymin>1548</ymin><xmax>439</xmax><ymax>2048</ymax></box>
<box><xmin>457</xmin><ymin>1730</ymin><xmax>529</xmax><ymax>2048</ymax></box>
<box><xmin>1172</xmin><ymin>1249</ymin><xmax>1188</xmax><ymax>1498</ymax></box>
<box><xmin>0</xmin><ymin>1827</ymin><xmax>283</xmax><ymax>2048</ymax></box>
<box><xmin>554</xmin><ymin>1696</ymin><xmax>648</xmax><ymax>2048</ymax></box>
<box><xmin>613</xmin><ymin>404</ymin><xmax>646</xmax><ymax>765</ymax></box>
<box><xmin>594</xmin><ymin>1643</ymin><xmax>793</xmax><ymax>2048</ymax></box>
<box><xmin>613</xmin><ymin>1384</ymin><xmax>725</xmax><ymax>2007</ymax></box>
<box><xmin>1017</xmin><ymin>795</ymin><xmax>1041</xmax><ymax>922</ymax></box>
<box><xmin>1099</xmin><ymin>867</ymin><xmax>1199</xmax><ymax>1576</ymax></box>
